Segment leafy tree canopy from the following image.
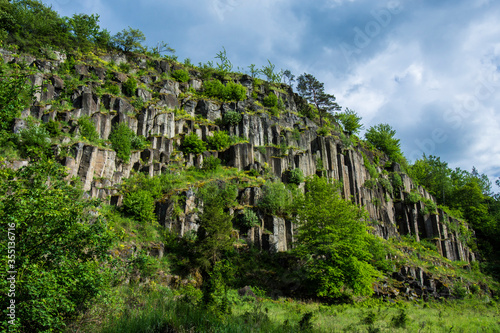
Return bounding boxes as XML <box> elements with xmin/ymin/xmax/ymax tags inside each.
<box><xmin>0</xmin><ymin>159</ymin><xmax>112</xmax><ymax>332</ymax></box>
<box><xmin>294</xmin><ymin>176</ymin><xmax>379</xmax><ymax>299</ymax></box>
<box><xmin>297</xmin><ymin>73</ymin><xmax>341</xmax><ymax>126</ymax></box>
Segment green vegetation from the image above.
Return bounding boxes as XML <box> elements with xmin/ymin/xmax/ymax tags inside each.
<box><xmin>203</xmin><ymin>79</ymin><xmax>247</xmax><ymax>101</ymax></box>
<box><xmin>294</xmin><ymin>176</ymin><xmax>379</xmax><ymax>299</ymax></box>
<box><xmin>336</xmin><ymin>108</ymin><xmax>363</xmax><ymax>135</ymax></box>
<box><xmin>109</xmin><ymin>123</ymin><xmax>148</xmax><ymax>162</ymax></box>
<box><xmin>181</xmin><ymin>132</ymin><xmax>207</xmax><ymax>155</ymax></box>
<box><xmin>365</xmin><ymin>123</ymin><xmax>405</xmax><ymax>165</ymax></box>
<box><xmin>77</xmin><ymin>116</ymin><xmax>100</xmax><ymax>142</ymax></box>
<box><xmin>223</xmin><ymin>110</ymin><xmax>242</xmax><ymax>126</ymax></box>
<box><xmin>207</xmin><ymin>130</ymin><xmax>232</xmax><ymax>151</ymax></box>
<box><xmin>122</xmin><ymin>77</ymin><xmax>137</xmax><ymax>97</ymax></box>
<box><xmin>2</xmin><ymin>3</ymin><xmax>500</xmax><ymax>332</ymax></box>
<box><xmin>0</xmin><ymin>160</ymin><xmax>112</xmax><ymax>332</ymax></box>
<box><xmin>263</xmin><ymin>92</ymin><xmax>278</xmax><ymax>107</ymax></box>
<box><xmin>171</xmin><ymin>69</ymin><xmax>190</xmax><ymax>83</ymax></box>
<box><xmin>297</xmin><ymin>73</ymin><xmax>341</xmax><ymax>126</ymax></box>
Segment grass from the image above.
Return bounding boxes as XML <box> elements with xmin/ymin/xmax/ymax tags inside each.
<box><xmin>76</xmin><ymin>284</ymin><xmax>500</xmax><ymax>333</ymax></box>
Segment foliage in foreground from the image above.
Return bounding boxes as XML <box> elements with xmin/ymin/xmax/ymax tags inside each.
<box><xmin>294</xmin><ymin>176</ymin><xmax>380</xmax><ymax>299</ymax></box>
<box><xmin>93</xmin><ymin>286</ymin><xmax>500</xmax><ymax>333</ymax></box>
<box><xmin>0</xmin><ymin>160</ymin><xmax>113</xmax><ymax>332</ymax></box>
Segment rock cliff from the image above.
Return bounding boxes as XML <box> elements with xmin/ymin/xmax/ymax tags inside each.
<box><xmin>3</xmin><ymin>48</ymin><xmax>475</xmax><ymax>264</ymax></box>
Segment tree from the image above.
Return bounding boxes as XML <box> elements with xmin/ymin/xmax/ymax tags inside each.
<box><xmin>408</xmin><ymin>154</ymin><xmax>453</xmax><ymax>205</ymax></box>
<box><xmin>364</xmin><ymin>123</ymin><xmax>404</xmax><ymax>163</ymax></box>
<box><xmin>297</xmin><ymin>73</ymin><xmax>341</xmax><ymax>126</ymax></box>
<box><xmin>66</xmin><ymin>13</ymin><xmax>100</xmax><ymax>51</ymax></box>
<box><xmin>215</xmin><ymin>46</ymin><xmax>232</xmax><ymax>77</ymax></box>
<box><xmin>112</xmin><ymin>26</ymin><xmax>146</xmax><ymax>52</ymax></box>
<box><xmin>0</xmin><ymin>63</ymin><xmax>34</xmax><ymax>132</ymax></box>
<box><xmin>294</xmin><ymin>176</ymin><xmax>379</xmax><ymax>299</ymax></box>
<box><xmin>261</xmin><ymin>59</ymin><xmax>282</xmax><ymax>83</ymax></box>
<box><xmin>282</xmin><ymin>69</ymin><xmax>295</xmax><ymax>86</ymax></box>
<box><xmin>0</xmin><ymin>160</ymin><xmax>112</xmax><ymax>332</ymax></box>
<box><xmin>196</xmin><ymin>182</ymin><xmax>236</xmax><ymax>269</ymax></box>
<box><xmin>336</xmin><ymin>108</ymin><xmax>363</xmax><ymax>135</ymax></box>
<box><xmin>149</xmin><ymin>41</ymin><xmax>175</xmax><ymax>56</ymax></box>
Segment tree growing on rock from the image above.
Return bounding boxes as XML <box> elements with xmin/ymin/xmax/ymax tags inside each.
<box><xmin>112</xmin><ymin>26</ymin><xmax>146</xmax><ymax>52</ymax></box>
<box><xmin>294</xmin><ymin>176</ymin><xmax>379</xmax><ymax>300</ymax></box>
<box><xmin>297</xmin><ymin>73</ymin><xmax>341</xmax><ymax>126</ymax></box>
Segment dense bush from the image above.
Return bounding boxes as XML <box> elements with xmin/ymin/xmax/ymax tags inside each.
<box><xmin>287</xmin><ymin>168</ymin><xmax>304</xmax><ymax>185</ymax></box>
<box><xmin>131</xmin><ymin>135</ymin><xmax>149</xmax><ymax>150</ymax></box>
<box><xmin>0</xmin><ymin>160</ymin><xmax>112</xmax><ymax>332</ymax></box>
<box><xmin>263</xmin><ymin>92</ymin><xmax>278</xmax><ymax>107</ymax></box>
<box><xmin>0</xmin><ymin>63</ymin><xmax>33</xmax><ymax>132</ymax></box>
<box><xmin>77</xmin><ymin>116</ymin><xmax>100</xmax><ymax>142</ymax></box>
<box><xmin>17</xmin><ymin>122</ymin><xmax>52</xmax><ymax>159</ymax></box>
<box><xmin>171</xmin><ymin>69</ymin><xmax>190</xmax><ymax>83</ymax></box>
<box><xmin>203</xmin><ymin>80</ymin><xmax>246</xmax><ymax>101</ymax></box>
<box><xmin>257</xmin><ymin>181</ymin><xmax>294</xmax><ymax>216</ymax></box>
<box><xmin>223</xmin><ymin>110</ymin><xmax>242</xmax><ymax>126</ymax></box>
<box><xmin>123</xmin><ymin>189</ymin><xmax>156</xmax><ymax>223</ymax></box>
<box><xmin>109</xmin><ymin>123</ymin><xmax>136</xmax><ymax>162</ymax></box>
<box><xmin>241</xmin><ymin>208</ymin><xmax>259</xmax><ymax>228</ymax></box>
<box><xmin>207</xmin><ymin>131</ymin><xmax>232</xmax><ymax>151</ymax></box>
<box><xmin>122</xmin><ymin>77</ymin><xmax>137</xmax><ymax>97</ymax></box>
<box><xmin>181</xmin><ymin>132</ymin><xmax>207</xmax><ymax>155</ymax></box>
<box><xmin>202</xmin><ymin>155</ymin><xmax>221</xmax><ymax>172</ymax></box>
<box><xmin>43</xmin><ymin>120</ymin><xmax>62</xmax><ymax>138</ymax></box>
<box><xmin>294</xmin><ymin>176</ymin><xmax>378</xmax><ymax>300</ymax></box>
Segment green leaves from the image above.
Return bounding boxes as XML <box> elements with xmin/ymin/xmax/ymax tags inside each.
<box><xmin>336</xmin><ymin>108</ymin><xmax>363</xmax><ymax>135</ymax></box>
<box><xmin>365</xmin><ymin>123</ymin><xmax>404</xmax><ymax>164</ymax></box>
<box><xmin>0</xmin><ymin>159</ymin><xmax>112</xmax><ymax>331</ymax></box>
<box><xmin>297</xmin><ymin>73</ymin><xmax>341</xmax><ymax>126</ymax></box>
<box><xmin>112</xmin><ymin>26</ymin><xmax>146</xmax><ymax>52</ymax></box>
<box><xmin>181</xmin><ymin>132</ymin><xmax>207</xmax><ymax>155</ymax></box>
<box><xmin>203</xmin><ymin>79</ymin><xmax>246</xmax><ymax>102</ymax></box>
<box><xmin>294</xmin><ymin>176</ymin><xmax>379</xmax><ymax>299</ymax></box>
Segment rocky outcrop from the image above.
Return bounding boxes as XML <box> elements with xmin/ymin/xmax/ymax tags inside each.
<box><xmin>4</xmin><ymin>49</ymin><xmax>476</xmax><ymax>264</ymax></box>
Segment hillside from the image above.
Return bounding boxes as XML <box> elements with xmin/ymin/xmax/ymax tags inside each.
<box><xmin>1</xmin><ymin>1</ymin><xmax>500</xmax><ymax>332</ymax></box>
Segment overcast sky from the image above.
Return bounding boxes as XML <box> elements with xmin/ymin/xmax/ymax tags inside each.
<box><xmin>43</xmin><ymin>0</ymin><xmax>500</xmax><ymax>185</ymax></box>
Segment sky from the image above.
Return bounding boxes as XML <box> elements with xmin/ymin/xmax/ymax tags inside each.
<box><xmin>42</xmin><ymin>0</ymin><xmax>500</xmax><ymax>185</ymax></box>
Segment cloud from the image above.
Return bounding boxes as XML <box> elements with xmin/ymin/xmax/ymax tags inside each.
<box><xmin>39</xmin><ymin>0</ymin><xmax>500</xmax><ymax>181</ymax></box>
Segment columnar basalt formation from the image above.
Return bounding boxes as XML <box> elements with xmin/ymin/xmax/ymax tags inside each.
<box><xmin>4</xmin><ymin>48</ymin><xmax>475</xmax><ymax>263</ymax></box>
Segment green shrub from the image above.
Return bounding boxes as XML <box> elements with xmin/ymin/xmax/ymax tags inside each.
<box><xmin>378</xmin><ymin>177</ymin><xmax>393</xmax><ymax>195</ymax></box>
<box><xmin>109</xmin><ymin>123</ymin><xmax>136</xmax><ymax>162</ymax></box>
<box><xmin>241</xmin><ymin>208</ymin><xmax>259</xmax><ymax>228</ymax></box>
<box><xmin>203</xmin><ymin>80</ymin><xmax>246</xmax><ymax>101</ymax></box>
<box><xmin>391</xmin><ymin>309</ymin><xmax>410</xmax><ymax>329</ymax></box>
<box><xmin>131</xmin><ymin>135</ymin><xmax>149</xmax><ymax>150</ymax></box>
<box><xmin>181</xmin><ymin>132</ymin><xmax>207</xmax><ymax>155</ymax></box>
<box><xmin>263</xmin><ymin>92</ymin><xmax>278</xmax><ymax>107</ymax></box>
<box><xmin>122</xmin><ymin>77</ymin><xmax>137</xmax><ymax>97</ymax></box>
<box><xmin>317</xmin><ymin>126</ymin><xmax>329</xmax><ymax>136</ymax></box>
<box><xmin>202</xmin><ymin>155</ymin><xmax>221</xmax><ymax>172</ymax></box>
<box><xmin>123</xmin><ymin>189</ymin><xmax>156</xmax><ymax>223</ymax></box>
<box><xmin>391</xmin><ymin>172</ymin><xmax>403</xmax><ymax>190</ymax></box>
<box><xmin>287</xmin><ymin>168</ymin><xmax>304</xmax><ymax>185</ymax></box>
<box><xmin>207</xmin><ymin>131</ymin><xmax>232</xmax><ymax>151</ymax></box>
<box><xmin>43</xmin><ymin>120</ymin><xmax>62</xmax><ymax>137</ymax></box>
<box><xmin>171</xmin><ymin>69</ymin><xmax>190</xmax><ymax>83</ymax></box>
<box><xmin>257</xmin><ymin>181</ymin><xmax>293</xmax><ymax>216</ymax></box>
<box><xmin>223</xmin><ymin>110</ymin><xmax>242</xmax><ymax>126</ymax></box>
<box><xmin>119</xmin><ymin>62</ymin><xmax>131</xmax><ymax>73</ymax></box>
<box><xmin>77</xmin><ymin>116</ymin><xmax>100</xmax><ymax>142</ymax></box>
<box><xmin>363</xmin><ymin>179</ymin><xmax>377</xmax><ymax>189</ymax></box>
<box><xmin>226</xmin><ymin>81</ymin><xmax>247</xmax><ymax>101</ymax></box>
<box><xmin>104</xmin><ymin>81</ymin><xmax>121</xmax><ymax>95</ymax></box>
<box><xmin>18</xmin><ymin>122</ymin><xmax>52</xmax><ymax>158</ymax></box>
<box><xmin>405</xmin><ymin>191</ymin><xmax>421</xmax><ymax>204</ymax></box>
